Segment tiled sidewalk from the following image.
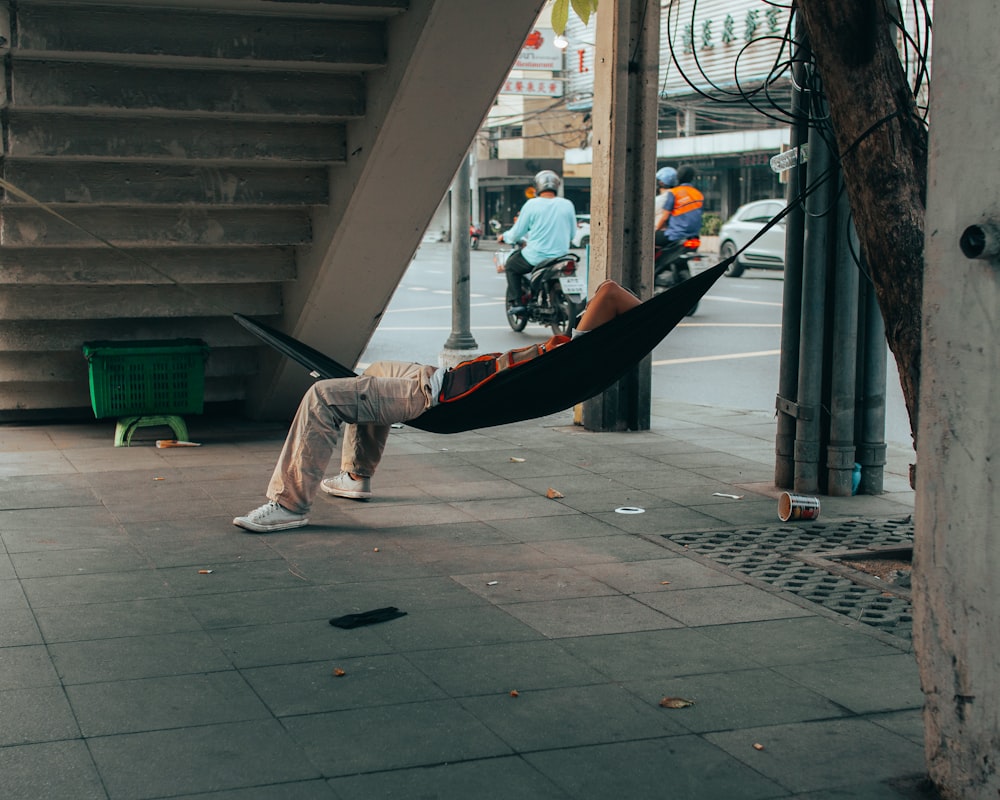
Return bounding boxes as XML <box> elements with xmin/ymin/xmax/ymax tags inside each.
<box><xmin>0</xmin><ymin>402</ymin><xmax>930</xmax><ymax>799</ymax></box>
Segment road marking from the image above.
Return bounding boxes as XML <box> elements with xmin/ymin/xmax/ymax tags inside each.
<box><xmin>652</xmin><ymin>349</ymin><xmax>780</xmax><ymax>366</ymax></box>
<box><xmin>375</xmin><ymin>322</ymin><xmax>779</xmax><ymax>330</ymax></box>
<box><xmin>383</xmin><ymin>301</ymin><xmax>500</xmax><ymax>314</ymax></box>
<box><xmin>704</xmin><ymin>295</ymin><xmax>783</xmax><ymax>307</ymax></box>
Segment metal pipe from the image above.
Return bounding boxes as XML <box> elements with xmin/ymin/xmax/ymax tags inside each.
<box><xmin>774</xmin><ymin>27</ymin><xmax>810</xmax><ymax>489</ymax></box>
<box><xmin>443</xmin><ymin>153</ymin><xmax>478</xmax><ymax>354</ymax></box>
<box><xmin>826</xmin><ymin>179</ymin><xmax>860</xmax><ymax>496</ymax></box>
<box><xmin>858</xmin><ymin>268</ymin><xmax>888</xmax><ymax>493</ymax></box>
<box><xmin>793</xmin><ymin>121</ymin><xmax>834</xmax><ymax>494</ymax></box>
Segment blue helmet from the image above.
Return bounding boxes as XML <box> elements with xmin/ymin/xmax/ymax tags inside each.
<box><xmin>656</xmin><ymin>166</ymin><xmax>678</xmax><ymax>188</ymax></box>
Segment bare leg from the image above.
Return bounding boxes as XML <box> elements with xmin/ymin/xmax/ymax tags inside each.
<box><xmin>576</xmin><ymin>280</ymin><xmax>641</xmax><ymax>331</ymax></box>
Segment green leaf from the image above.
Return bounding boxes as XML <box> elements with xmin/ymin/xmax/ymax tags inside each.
<box><xmin>571</xmin><ymin>0</ymin><xmax>596</xmax><ymax>27</ymax></box>
<box><xmin>551</xmin><ymin>0</ymin><xmax>569</xmax><ymax>35</ymax></box>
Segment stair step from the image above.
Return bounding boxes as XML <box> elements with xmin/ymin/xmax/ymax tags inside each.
<box><xmin>0</xmin><ymin>346</ymin><xmax>259</xmax><ymax>383</ymax></box>
<box><xmin>13</xmin><ymin>5</ymin><xmax>387</xmax><ymax>71</ymax></box>
<box><xmin>0</xmin><ymin>246</ymin><xmax>296</xmax><ymax>285</ymax></box>
<box><xmin>0</xmin><ymin>375</ymin><xmax>248</xmax><ymax>414</ymax></box>
<box><xmin>9</xmin><ymin>60</ymin><xmax>366</xmax><ymax>117</ymax></box>
<box><xmin>10</xmin><ymin>0</ymin><xmax>408</xmax><ymax>20</ymax></box>
<box><xmin>5</xmin><ymin>111</ymin><xmax>347</xmax><ymax>162</ymax></box>
<box><xmin>0</xmin><ymin>316</ymin><xmax>276</xmax><ymax>352</ymax></box>
<box><xmin>0</xmin><ymin>205</ymin><xmax>312</xmax><ymax>246</ymax></box>
<box><xmin>3</xmin><ymin>161</ymin><xmax>330</xmax><ymax>205</ymax></box>
<box><xmin>0</xmin><ymin>284</ymin><xmax>283</xmax><ymax>320</ymax></box>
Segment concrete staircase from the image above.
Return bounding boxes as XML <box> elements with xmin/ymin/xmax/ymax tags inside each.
<box><xmin>0</xmin><ymin>0</ymin><xmax>545</xmax><ymax>420</ymax></box>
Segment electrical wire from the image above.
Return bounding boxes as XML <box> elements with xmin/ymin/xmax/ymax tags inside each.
<box><xmin>658</xmin><ymin>0</ymin><xmax>932</xmax><ymax>275</ymax></box>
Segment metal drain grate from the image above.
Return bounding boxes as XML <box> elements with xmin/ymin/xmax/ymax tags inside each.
<box><xmin>664</xmin><ymin>518</ymin><xmax>914</xmax><ymax>640</ymax></box>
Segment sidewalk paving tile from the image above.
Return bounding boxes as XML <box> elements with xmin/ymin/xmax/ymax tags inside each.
<box><xmin>500</xmin><ymin>594</ymin><xmax>686</xmax><ymax>638</ymax></box>
<box><xmin>773</xmin><ymin>652</ymin><xmax>924</xmax><ymax>714</ymax></box>
<box><xmin>459</xmin><ymin>683</ymin><xmax>690</xmax><ymax>750</ymax></box>
<box><xmin>524</xmin><ymin>737</ymin><xmax>786</xmax><ymax>800</ymax></box>
<box><xmin>282</xmin><ymin>699</ymin><xmax>513</xmax><ymax>776</ymax></box>
<box><xmin>33</xmin><ymin>597</ymin><xmax>203</xmax><ymax>642</ymax></box>
<box><xmin>88</xmin><ymin>719</ymin><xmax>322</xmax><ymax>799</ymax></box>
<box><xmin>403</xmin><ymin>639</ymin><xmax>606</xmax><ymax>696</ymax></box>
<box><xmin>0</xmin><ymin>686</ymin><xmax>81</xmax><ymax>745</ymax></box>
<box><xmin>66</xmin><ymin>671</ymin><xmax>272</xmax><ymax>736</ymax></box>
<box><xmin>50</xmin><ymin>630</ymin><xmax>233</xmax><ymax>684</ymax></box>
<box><xmin>0</xmin><ymin>400</ymin><xmax>927</xmax><ymax>798</ymax></box>
<box><xmin>695</xmin><ymin>617</ymin><xmax>905</xmax><ymax>667</ymax></box>
<box><xmin>705</xmin><ymin>717</ymin><xmax>925</xmax><ymax>795</ymax></box>
<box><xmin>0</xmin><ymin>740</ymin><xmax>107</xmax><ymax>800</ymax></box>
<box><xmin>329</xmin><ymin>756</ymin><xmax>573</xmax><ymax>800</ymax></box>
<box><xmin>242</xmin><ymin>652</ymin><xmax>447</xmax><ymax>716</ymax></box>
<box><xmin>633</xmin><ymin>584</ymin><xmax>815</xmax><ymax>626</ymax></box>
<box><xmin>621</xmin><ymin>667</ymin><xmax>850</xmax><ymax>733</ymax></box>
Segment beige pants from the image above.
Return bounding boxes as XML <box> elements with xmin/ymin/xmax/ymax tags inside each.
<box><xmin>266</xmin><ymin>361</ymin><xmax>437</xmax><ymax>513</ymax></box>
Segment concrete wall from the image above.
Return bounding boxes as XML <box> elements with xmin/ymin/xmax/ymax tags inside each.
<box><xmin>914</xmin><ymin>1</ymin><xmax>1000</xmax><ymax>796</ymax></box>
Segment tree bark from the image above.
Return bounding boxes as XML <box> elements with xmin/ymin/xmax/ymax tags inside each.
<box><xmin>794</xmin><ymin>0</ymin><xmax>927</xmax><ymax>449</ymax></box>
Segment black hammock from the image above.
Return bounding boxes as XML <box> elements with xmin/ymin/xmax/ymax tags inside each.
<box><xmin>234</xmin><ymin>261</ymin><xmax>727</xmax><ymax>435</ymax></box>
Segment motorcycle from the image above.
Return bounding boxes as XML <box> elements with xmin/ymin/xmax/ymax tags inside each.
<box><xmin>470</xmin><ymin>223</ymin><xmax>482</xmax><ymax>249</ymax></box>
<box><xmin>498</xmin><ymin>246</ymin><xmax>587</xmax><ymax>336</ymax></box>
<box><xmin>654</xmin><ymin>236</ymin><xmax>701</xmax><ymax>315</ymax></box>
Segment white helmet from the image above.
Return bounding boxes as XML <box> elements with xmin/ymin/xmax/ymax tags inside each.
<box><xmin>533</xmin><ymin>170</ymin><xmax>561</xmax><ymax>194</ymax></box>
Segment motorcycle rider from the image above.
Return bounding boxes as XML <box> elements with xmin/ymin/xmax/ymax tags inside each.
<box><xmin>654</xmin><ymin>165</ymin><xmax>679</xmax><ymax>248</ymax></box>
<box><xmin>498</xmin><ymin>170</ymin><xmax>576</xmax><ymax>312</ymax></box>
<box><xmin>654</xmin><ymin>164</ymin><xmax>704</xmax><ymax>266</ymax></box>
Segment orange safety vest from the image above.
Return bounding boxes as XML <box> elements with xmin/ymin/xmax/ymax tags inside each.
<box><xmin>669</xmin><ymin>185</ymin><xmax>704</xmax><ymax>219</ymax></box>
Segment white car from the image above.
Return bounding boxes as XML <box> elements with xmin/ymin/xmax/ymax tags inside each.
<box><xmin>718</xmin><ymin>199</ymin><xmax>786</xmax><ymax>277</ymax></box>
<box><xmin>572</xmin><ymin>214</ymin><xmax>591</xmax><ymax>248</ymax></box>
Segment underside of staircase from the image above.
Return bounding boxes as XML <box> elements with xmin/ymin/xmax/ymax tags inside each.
<box><xmin>0</xmin><ymin>0</ymin><xmax>545</xmax><ymax>421</ymax></box>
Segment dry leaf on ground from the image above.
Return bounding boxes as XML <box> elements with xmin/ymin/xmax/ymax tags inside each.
<box><xmin>659</xmin><ymin>697</ymin><xmax>694</xmax><ymax>708</ymax></box>
<box><xmin>546</xmin><ymin>488</ymin><xmax>564</xmax><ymax>499</ymax></box>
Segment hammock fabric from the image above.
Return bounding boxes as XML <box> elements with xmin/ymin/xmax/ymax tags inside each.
<box><xmin>234</xmin><ymin>260</ymin><xmax>728</xmax><ymax>434</ymax></box>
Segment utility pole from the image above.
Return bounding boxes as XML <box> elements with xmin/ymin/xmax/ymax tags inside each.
<box><xmin>441</xmin><ymin>151</ymin><xmax>478</xmax><ymax>367</ymax></box>
<box><xmin>582</xmin><ymin>0</ymin><xmax>659</xmax><ymax>431</ymax></box>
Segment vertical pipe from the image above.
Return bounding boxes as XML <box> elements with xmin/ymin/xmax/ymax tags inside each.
<box><xmin>826</xmin><ymin>179</ymin><xmax>860</xmax><ymax>495</ymax></box>
<box><xmin>774</xmin><ymin>25</ymin><xmax>809</xmax><ymax>489</ymax></box>
<box><xmin>793</xmin><ymin>124</ymin><xmax>833</xmax><ymax>494</ymax></box>
<box><xmin>858</xmin><ymin>271</ymin><xmax>887</xmax><ymax>493</ymax></box>
<box><xmin>443</xmin><ymin>153</ymin><xmax>477</xmax><ymax>355</ymax></box>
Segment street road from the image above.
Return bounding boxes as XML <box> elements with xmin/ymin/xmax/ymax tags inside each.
<box><xmin>360</xmin><ymin>242</ymin><xmax>912</xmax><ymax>448</ymax></box>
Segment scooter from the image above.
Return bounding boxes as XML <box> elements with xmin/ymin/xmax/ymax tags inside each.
<box><xmin>470</xmin><ymin>223</ymin><xmax>482</xmax><ymax>249</ymax></box>
<box><xmin>654</xmin><ymin>236</ymin><xmax>701</xmax><ymax>315</ymax></box>
<box><xmin>501</xmin><ymin>249</ymin><xmax>587</xmax><ymax>336</ymax></box>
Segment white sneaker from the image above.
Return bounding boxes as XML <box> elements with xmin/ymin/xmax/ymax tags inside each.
<box><xmin>321</xmin><ymin>471</ymin><xmax>372</xmax><ymax>501</ymax></box>
<box><xmin>233</xmin><ymin>501</ymin><xmax>308</xmax><ymax>533</ymax></box>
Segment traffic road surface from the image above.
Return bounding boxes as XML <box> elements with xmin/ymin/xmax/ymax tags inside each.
<box><xmin>360</xmin><ymin>242</ymin><xmax>912</xmax><ymax>450</ymax></box>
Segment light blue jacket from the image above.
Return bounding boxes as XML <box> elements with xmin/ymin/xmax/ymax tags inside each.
<box><xmin>504</xmin><ymin>195</ymin><xmax>576</xmax><ymax>265</ymax></box>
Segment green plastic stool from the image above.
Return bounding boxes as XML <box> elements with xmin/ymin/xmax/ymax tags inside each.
<box><xmin>114</xmin><ymin>415</ymin><xmax>189</xmax><ymax>447</ymax></box>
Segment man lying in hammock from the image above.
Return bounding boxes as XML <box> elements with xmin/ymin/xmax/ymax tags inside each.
<box><xmin>234</xmin><ymin>279</ymin><xmax>640</xmax><ymax>533</ymax></box>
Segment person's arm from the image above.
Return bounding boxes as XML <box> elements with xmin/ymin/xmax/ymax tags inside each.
<box><xmin>654</xmin><ymin>191</ymin><xmax>674</xmax><ymax>231</ymax></box>
<box><xmin>502</xmin><ymin>204</ymin><xmax>530</xmax><ymax>244</ymax></box>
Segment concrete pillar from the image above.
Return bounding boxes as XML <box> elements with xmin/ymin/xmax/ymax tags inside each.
<box><xmin>913</xmin><ymin>2</ymin><xmax>1000</xmax><ymax>797</ymax></box>
<box><xmin>581</xmin><ymin>0</ymin><xmax>659</xmax><ymax>432</ymax></box>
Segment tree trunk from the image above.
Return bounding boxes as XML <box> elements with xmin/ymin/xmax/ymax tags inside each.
<box><xmin>794</xmin><ymin>0</ymin><xmax>927</xmax><ymax>450</ymax></box>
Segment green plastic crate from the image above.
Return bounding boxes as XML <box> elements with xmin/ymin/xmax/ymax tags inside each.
<box><xmin>82</xmin><ymin>339</ymin><xmax>209</xmax><ymax>419</ymax></box>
